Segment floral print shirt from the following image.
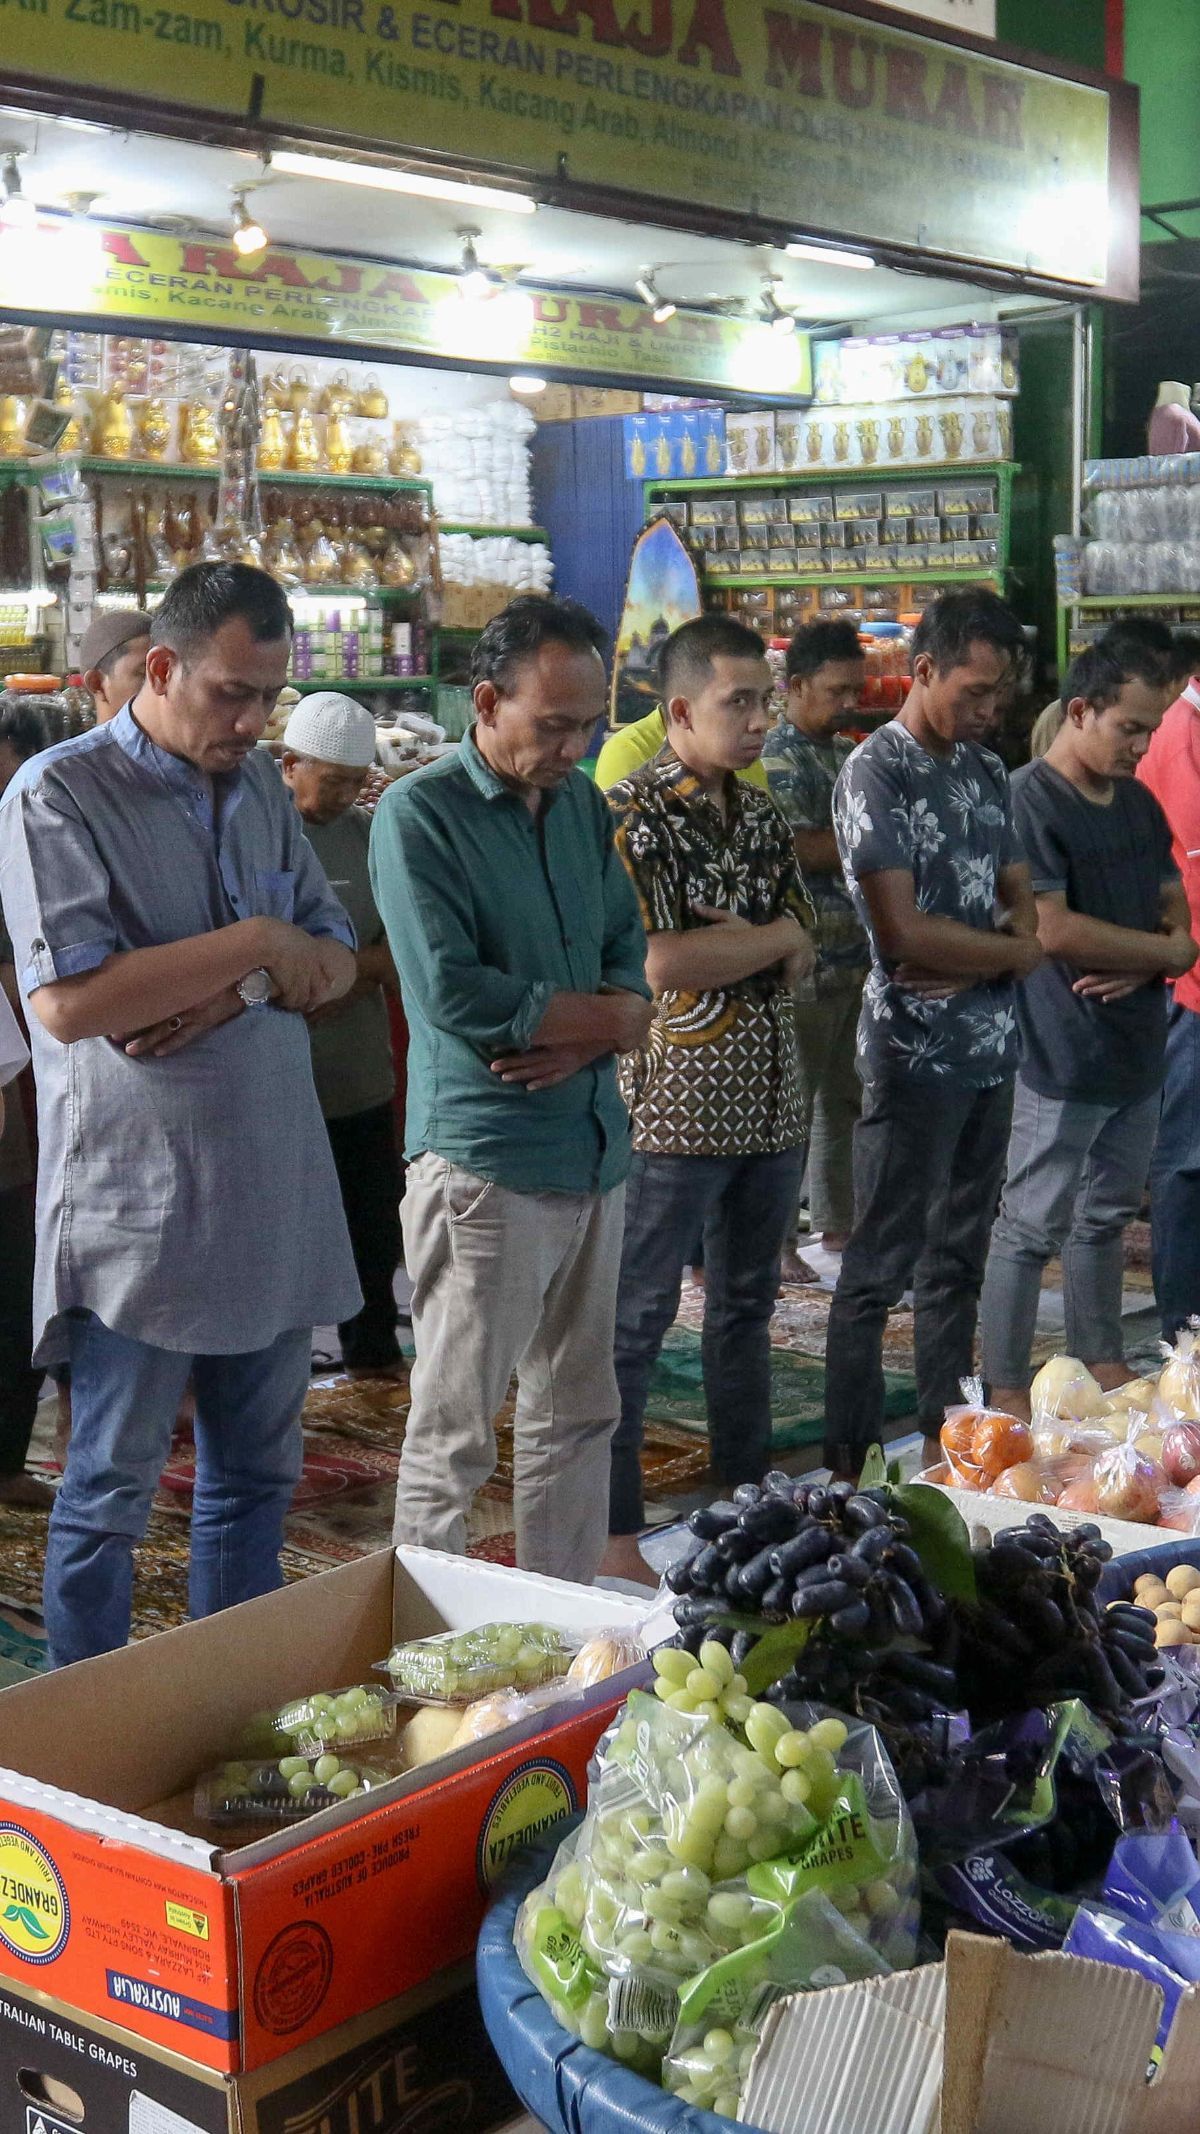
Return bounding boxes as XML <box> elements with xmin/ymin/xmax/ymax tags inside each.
<box><xmin>609</xmin><ymin>748</ymin><xmax>811</xmax><ymax>1155</ymax></box>
<box><xmin>832</xmin><ymin>720</ymin><xmax>1021</xmax><ymax>1086</ymax></box>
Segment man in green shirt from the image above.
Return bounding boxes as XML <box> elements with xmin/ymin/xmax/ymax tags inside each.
<box><xmin>282</xmin><ymin>693</ymin><xmax>403</xmax><ymax>1379</ymax></box>
<box><xmin>369</xmin><ymin>596</ymin><xmax>652</xmax><ymax>1580</ymax></box>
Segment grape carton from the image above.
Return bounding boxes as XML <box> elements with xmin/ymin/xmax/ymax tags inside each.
<box><xmin>0</xmin><ymin>1547</ymin><xmax>647</xmax><ymax>2075</ymax></box>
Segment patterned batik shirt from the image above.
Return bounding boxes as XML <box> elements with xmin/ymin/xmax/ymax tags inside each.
<box><xmin>609</xmin><ymin>749</ymin><xmax>811</xmax><ymax>1156</ymax></box>
<box><xmin>832</xmin><ymin>719</ymin><xmax>1021</xmax><ymax>1088</ymax></box>
<box><xmin>761</xmin><ymin>719</ymin><xmax>868</xmax><ymax>1002</ymax></box>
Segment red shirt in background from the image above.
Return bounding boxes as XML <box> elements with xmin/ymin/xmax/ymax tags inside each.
<box><xmin>1139</xmin><ymin>682</ymin><xmax>1200</xmax><ymax>1016</ymax></box>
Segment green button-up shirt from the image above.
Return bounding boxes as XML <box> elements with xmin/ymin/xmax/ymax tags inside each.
<box><xmin>369</xmin><ymin>729</ymin><xmax>649</xmax><ymax>1195</ymax></box>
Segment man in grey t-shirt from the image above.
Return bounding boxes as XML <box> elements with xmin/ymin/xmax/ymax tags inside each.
<box><xmin>282</xmin><ymin>694</ymin><xmax>403</xmax><ymax>1379</ymax></box>
<box><xmin>824</xmin><ymin>591</ymin><xmax>1042</xmax><ymax>1475</ymax></box>
<box><xmin>980</xmin><ymin>635</ymin><xmax>1196</xmax><ymax>1416</ymax></box>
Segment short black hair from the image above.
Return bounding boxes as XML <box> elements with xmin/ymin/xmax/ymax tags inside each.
<box><xmin>1065</xmin><ymin>630</ymin><xmax>1173</xmax><ymax>712</ymax></box>
<box><xmin>911</xmin><ymin>589</ymin><xmax>1025</xmax><ymax>675</ymax></box>
<box><xmin>1168</xmin><ymin>631</ymin><xmax>1200</xmax><ymax>683</ymax></box>
<box><xmin>0</xmin><ymin>699</ymin><xmax>49</xmax><ymax>761</ymax></box>
<box><xmin>785</xmin><ymin>619</ymin><xmax>864</xmax><ymax>683</ymax></box>
<box><xmin>660</xmin><ymin>614</ymin><xmax>766</xmax><ymax>703</ymax></box>
<box><xmin>155</xmin><ymin>564</ymin><xmax>293</xmax><ymax>662</ymax></box>
<box><xmin>470</xmin><ymin>595</ymin><xmax>607</xmax><ymax>693</ymax></box>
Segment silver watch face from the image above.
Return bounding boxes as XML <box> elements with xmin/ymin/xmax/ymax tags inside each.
<box><xmin>240</xmin><ymin>968</ymin><xmax>273</xmax><ymax>1005</ymax></box>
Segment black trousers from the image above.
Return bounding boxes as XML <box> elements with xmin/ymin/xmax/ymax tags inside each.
<box><xmin>324</xmin><ymin>1103</ymin><xmax>404</xmax><ymax>1371</ymax></box>
<box><xmin>0</xmin><ymin>1183</ymin><xmax>41</xmax><ymax>1476</ymax></box>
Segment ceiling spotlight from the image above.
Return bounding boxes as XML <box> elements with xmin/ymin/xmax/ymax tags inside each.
<box><xmin>634</xmin><ymin>270</ymin><xmax>677</xmax><ymax>324</ymax></box>
<box><xmin>760</xmin><ymin>278</ymin><xmax>797</xmax><ymax>335</ymax></box>
<box><xmin>0</xmin><ymin>155</ymin><xmax>35</xmax><ymax>232</ymax></box>
<box><xmin>457</xmin><ymin>228</ymin><xmax>498</xmax><ymax>301</ymax></box>
<box><xmin>269</xmin><ymin>150</ymin><xmax>536</xmax><ymax>215</ymax></box>
<box><xmin>231</xmin><ymin>191</ymin><xmax>268</xmax><ymax>256</ymax></box>
<box><xmin>509</xmin><ymin>374</ymin><xmax>547</xmax><ymax>395</ymax></box>
<box><xmin>784</xmin><ymin>240</ymin><xmax>876</xmax><ymax>270</ymax></box>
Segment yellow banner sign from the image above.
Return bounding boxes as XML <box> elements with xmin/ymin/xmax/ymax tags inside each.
<box><xmin>0</xmin><ymin>217</ymin><xmax>813</xmax><ymax>395</ymax></box>
<box><xmin>0</xmin><ymin>2</ymin><xmax>1114</xmax><ymax>290</ymax></box>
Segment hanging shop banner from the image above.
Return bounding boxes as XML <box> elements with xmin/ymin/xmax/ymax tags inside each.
<box><xmin>0</xmin><ymin>218</ymin><xmax>813</xmax><ymax>397</ymax></box>
<box><xmin>885</xmin><ymin>0</ymin><xmax>995</xmax><ymax>32</ymax></box>
<box><xmin>0</xmin><ymin>4</ymin><xmax>1118</xmax><ymax>295</ymax></box>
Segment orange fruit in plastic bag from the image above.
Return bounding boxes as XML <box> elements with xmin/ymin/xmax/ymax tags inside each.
<box><xmin>1095</xmin><ymin>1463</ymin><xmax>1161</xmax><ymax>1524</ymax></box>
<box><xmin>993</xmin><ymin>1461</ymin><xmax>1058</xmax><ymax>1504</ymax></box>
<box><xmin>940</xmin><ymin>1412</ymin><xmax>978</xmax><ymax>1459</ymax></box>
<box><xmin>972</xmin><ymin>1415</ymin><xmax>1033</xmax><ymax>1477</ymax></box>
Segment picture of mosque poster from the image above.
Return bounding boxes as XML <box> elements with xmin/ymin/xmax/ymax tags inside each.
<box><xmin>609</xmin><ymin>514</ymin><xmax>702</xmax><ymax>730</ymax></box>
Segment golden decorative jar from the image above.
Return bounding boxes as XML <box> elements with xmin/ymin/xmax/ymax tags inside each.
<box><xmin>0</xmin><ymin>397</ymin><xmax>26</xmax><ymax>456</ymax></box>
<box><xmin>91</xmin><ymin>388</ymin><xmax>133</xmax><ymax>460</ymax></box>
<box><xmin>287</xmin><ymin>407</ymin><xmax>322</xmax><ymax>473</ymax></box>
<box><xmin>180</xmin><ymin>402</ymin><xmax>220</xmax><ymax>465</ymax></box>
<box><xmin>258</xmin><ymin>405</ymin><xmax>286</xmax><ymax>471</ymax></box>
<box><xmin>352</xmin><ymin>436</ymin><xmax>387</xmax><ymax>476</ymax></box>
<box><xmin>324</xmin><ymin>410</ymin><xmax>353</xmax><ymax>475</ymax></box>
<box><xmin>135</xmin><ymin>397</ymin><xmax>171</xmax><ymax>460</ymax></box>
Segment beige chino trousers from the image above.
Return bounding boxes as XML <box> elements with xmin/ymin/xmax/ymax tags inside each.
<box><xmin>394</xmin><ymin>1152</ymin><xmax>625</xmax><ymax>1581</ymax></box>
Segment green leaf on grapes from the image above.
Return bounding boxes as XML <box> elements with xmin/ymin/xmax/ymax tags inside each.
<box><xmin>857</xmin><ymin>1443</ymin><xmax>888</xmax><ymax>1489</ymax></box>
<box><xmin>738</xmin><ymin>1619</ymin><xmax>814</xmax><ymax>1697</ymax></box>
<box><xmin>886</xmin><ymin>1459</ymin><xmax>904</xmax><ymax>1485</ymax></box>
<box><xmin>887</xmin><ymin>1482</ymin><xmax>976</xmax><ymax>1602</ymax></box>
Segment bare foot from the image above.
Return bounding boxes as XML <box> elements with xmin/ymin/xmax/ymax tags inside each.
<box><xmin>597</xmin><ymin>1535</ymin><xmax>659</xmax><ymax>1587</ymax></box>
<box><xmin>780</xmin><ymin>1250</ymin><xmax>823</xmax><ymax>1288</ymax></box>
<box><xmin>0</xmin><ymin>1472</ymin><xmax>56</xmax><ymax>1509</ymax></box>
<box><xmin>989</xmin><ymin>1385</ymin><xmax>1033</xmax><ymax>1424</ymax></box>
<box><xmin>1090</xmin><ymin>1360</ymin><xmax>1134</xmax><ymax>1392</ymax></box>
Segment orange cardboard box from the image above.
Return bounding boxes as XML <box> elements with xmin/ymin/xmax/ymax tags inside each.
<box><xmin>0</xmin><ymin>1547</ymin><xmax>647</xmax><ymax>2075</ymax></box>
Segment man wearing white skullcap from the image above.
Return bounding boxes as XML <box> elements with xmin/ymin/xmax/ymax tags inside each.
<box><xmin>282</xmin><ymin>694</ymin><xmax>403</xmax><ymax>1378</ymax></box>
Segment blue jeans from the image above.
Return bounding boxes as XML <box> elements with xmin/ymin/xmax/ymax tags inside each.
<box><xmin>609</xmin><ymin>1148</ymin><xmax>804</xmax><ymax>1533</ymax></box>
<box><xmin>1152</xmin><ymin>1001</ymin><xmax>1200</xmax><ymax>1342</ymax></box>
<box><xmin>45</xmin><ymin>1312</ymin><xmax>312</xmax><ymax>1668</ymax></box>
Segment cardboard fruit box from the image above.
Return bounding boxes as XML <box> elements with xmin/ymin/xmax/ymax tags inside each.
<box><xmin>741</xmin><ymin>1929</ymin><xmax>1200</xmax><ymax>2134</ymax></box>
<box><xmin>0</xmin><ymin>1956</ymin><xmax>519</xmax><ymax>2134</ymax></box>
<box><xmin>0</xmin><ymin>1547</ymin><xmax>647</xmax><ymax>2076</ymax></box>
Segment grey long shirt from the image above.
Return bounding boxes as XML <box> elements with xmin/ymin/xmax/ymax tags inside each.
<box><xmin>0</xmin><ymin>708</ymin><xmax>362</xmax><ymax>1363</ymax></box>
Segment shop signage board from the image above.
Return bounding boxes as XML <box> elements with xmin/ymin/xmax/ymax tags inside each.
<box><xmin>885</xmin><ymin>0</ymin><xmax>996</xmax><ymax>33</ymax></box>
<box><xmin>0</xmin><ymin>218</ymin><xmax>813</xmax><ymax>396</ymax></box>
<box><xmin>1</xmin><ymin>3</ymin><xmax>1120</xmax><ymax>294</ymax></box>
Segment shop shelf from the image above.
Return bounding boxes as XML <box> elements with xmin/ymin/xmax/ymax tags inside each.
<box><xmin>286</xmin><ymin>584</ymin><xmax>423</xmax><ymax>600</ymax></box>
<box><xmin>262</xmin><ymin>470</ymin><xmax>432</xmax><ymax>495</ymax></box>
<box><xmin>646</xmin><ymin>461</ymin><xmax>1019</xmax><ymax>495</ymax></box>
<box><xmin>289</xmin><ymin>674</ymin><xmax>436</xmax><ymax>693</ymax></box>
<box><xmin>1058</xmin><ymin>593</ymin><xmax>1200</xmax><ymax>608</ymax></box>
<box><xmin>704</xmin><ymin>567</ymin><xmax>1005</xmax><ymax>590</ymax></box>
<box><xmin>75</xmin><ymin>460</ymin><xmax>433</xmax><ymax>495</ymax></box>
<box><xmin>78</xmin><ymin>458</ymin><xmax>220</xmax><ymax>480</ymax></box>
<box><xmin>438</xmin><ymin>523</ymin><xmax>549</xmax><ymax>541</ymax></box>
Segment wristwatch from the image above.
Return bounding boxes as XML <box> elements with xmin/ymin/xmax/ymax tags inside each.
<box><xmin>236</xmin><ymin>967</ymin><xmax>276</xmax><ymax>1008</ymax></box>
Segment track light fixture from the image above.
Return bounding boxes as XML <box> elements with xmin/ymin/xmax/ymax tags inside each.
<box><xmin>231</xmin><ymin>191</ymin><xmax>268</xmax><ymax>256</ymax></box>
<box><xmin>457</xmin><ymin>228</ymin><xmax>498</xmax><ymax>301</ymax></box>
<box><xmin>0</xmin><ymin>154</ymin><xmax>35</xmax><ymax>232</ymax></box>
<box><xmin>760</xmin><ymin>277</ymin><xmax>797</xmax><ymax>336</ymax></box>
<box><xmin>634</xmin><ymin>270</ymin><xmax>677</xmax><ymax>325</ymax></box>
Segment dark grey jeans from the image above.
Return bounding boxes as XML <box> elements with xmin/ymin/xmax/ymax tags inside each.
<box><xmin>823</xmin><ymin>1072</ymin><xmax>1014</xmax><ymax>1470</ymax></box>
<box><xmin>610</xmin><ymin>1147</ymin><xmax>804</xmax><ymax>1533</ymax></box>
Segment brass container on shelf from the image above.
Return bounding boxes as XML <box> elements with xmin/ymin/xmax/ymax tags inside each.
<box><xmin>319</xmin><ymin>369</ymin><xmax>356</xmax><ymax>417</ymax></box>
<box><xmin>389</xmin><ymin>425</ymin><xmax>422</xmax><ymax>477</ymax></box>
<box><xmin>0</xmin><ymin>397</ymin><xmax>25</xmax><ymax>456</ymax></box>
<box><xmin>344</xmin><ymin>540</ymin><xmax>379</xmax><ymax>589</ymax></box>
<box><xmin>380</xmin><ymin>536</ymin><xmax>416</xmax><ymax>588</ymax></box>
<box><xmin>91</xmin><ymin>388</ymin><xmax>133</xmax><ymax>460</ymax></box>
<box><xmin>287</xmin><ymin>407</ymin><xmax>322</xmax><ymax>473</ymax></box>
<box><xmin>180</xmin><ymin>402</ymin><xmax>220</xmax><ymax>465</ymax></box>
<box><xmin>357</xmin><ymin>374</ymin><xmax>389</xmax><ymax>419</ymax></box>
<box><xmin>258</xmin><ymin>405</ymin><xmax>286</xmax><ymax>471</ymax></box>
<box><xmin>352</xmin><ymin>435</ymin><xmax>387</xmax><ymax>476</ymax></box>
<box><xmin>135</xmin><ymin>397</ymin><xmax>171</xmax><ymax>460</ymax></box>
<box><xmin>263</xmin><ymin>516</ymin><xmax>304</xmax><ymax>586</ymax></box>
<box><xmin>324</xmin><ymin>410</ymin><xmax>354</xmax><ymax>475</ymax></box>
<box><xmin>286</xmin><ymin>367</ymin><xmax>311</xmax><ymax>415</ymax></box>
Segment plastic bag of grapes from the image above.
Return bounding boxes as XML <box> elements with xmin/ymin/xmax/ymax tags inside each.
<box><xmin>381</xmin><ymin>1621</ymin><xmax>576</xmax><ymax>1704</ymax></box>
<box><xmin>662</xmin><ymin>1886</ymin><xmax>893</xmax><ymax>2116</ymax></box>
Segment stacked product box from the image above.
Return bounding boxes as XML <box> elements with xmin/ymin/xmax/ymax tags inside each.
<box><xmin>675</xmin><ymin>477</ymin><xmax>999</xmax><ymax>581</ymax></box>
<box><xmin>289</xmin><ymin>597</ymin><xmax>386</xmax><ymax>684</ymax></box>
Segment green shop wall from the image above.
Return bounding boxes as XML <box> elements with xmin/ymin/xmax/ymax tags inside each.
<box><xmin>994</xmin><ymin>0</ymin><xmax>1106</xmax><ymax>70</ymax></box>
<box><xmin>1124</xmin><ymin>0</ymin><xmax>1200</xmax><ymax>218</ymax></box>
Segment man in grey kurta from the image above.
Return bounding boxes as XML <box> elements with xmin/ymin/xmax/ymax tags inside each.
<box><xmin>0</xmin><ymin>563</ymin><xmax>361</xmax><ymax>1666</ymax></box>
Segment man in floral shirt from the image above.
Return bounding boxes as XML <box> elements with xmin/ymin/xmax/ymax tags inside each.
<box><xmin>601</xmin><ymin>614</ymin><xmax>814</xmax><ymax>1582</ymax></box>
<box><xmin>763</xmin><ymin>619</ymin><xmax>868</xmax><ymax>1280</ymax></box>
<box><xmin>824</xmin><ymin>590</ymin><xmax>1042</xmax><ymax>1475</ymax></box>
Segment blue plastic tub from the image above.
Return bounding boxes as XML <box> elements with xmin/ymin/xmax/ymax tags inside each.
<box><xmin>477</xmin><ymin>1839</ymin><xmax>749</xmax><ymax>2134</ymax></box>
<box><xmin>1097</xmin><ymin>1535</ymin><xmax>1200</xmax><ymax>1604</ymax></box>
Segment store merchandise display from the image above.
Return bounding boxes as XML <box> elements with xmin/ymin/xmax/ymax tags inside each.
<box><xmin>1060</xmin><ymin>452</ymin><xmax>1200</xmax><ymax>668</ymax></box>
<box><xmin>671</xmin><ymin>477</ymin><xmax>1001</xmax><ymax>584</ymax></box>
<box><xmin>505</xmin><ymin>1470</ymin><xmax>1200</xmax><ymax>2134</ymax></box>
<box><xmin>924</xmin><ymin>1329</ymin><xmax>1200</xmax><ymax>1533</ymax></box>
<box><xmin>415</xmin><ymin>399</ymin><xmax>537</xmax><ymax>526</ymax></box>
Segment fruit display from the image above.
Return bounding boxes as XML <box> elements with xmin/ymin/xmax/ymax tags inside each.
<box><xmin>383</xmin><ymin>1621</ymin><xmax>577</xmax><ymax>1704</ymax></box>
<box><xmin>1129</xmin><ymin>1563</ymin><xmax>1200</xmax><ymax>1649</ymax></box>
<box><xmin>516</xmin><ymin>1674</ymin><xmax>914</xmax><ymax>2108</ymax></box>
<box><xmin>245</xmin><ymin>1682</ymin><xmax>397</xmax><ymax>1756</ymax></box>
<box><xmin>196</xmin><ymin>1752</ymin><xmax>391</xmax><ymax>1826</ymax></box>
